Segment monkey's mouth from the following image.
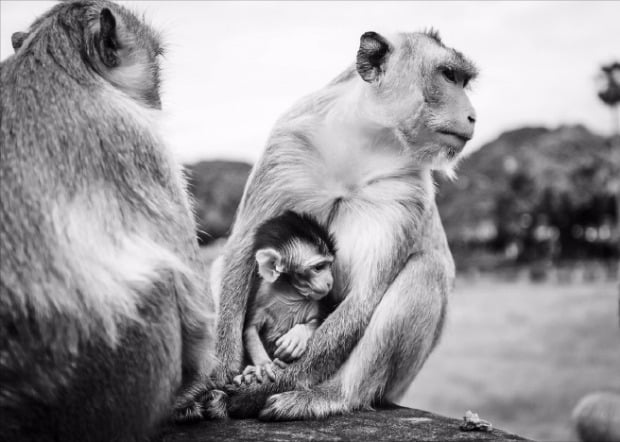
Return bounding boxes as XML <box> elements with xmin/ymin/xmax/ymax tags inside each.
<box><xmin>437</xmin><ymin>130</ymin><xmax>471</xmax><ymax>144</ymax></box>
<box><xmin>308</xmin><ymin>290</ymin><xmax>330</xmax><ymax>301</ymax></box>
<box><xmin>436</xmin><ymin>130</ymin><xmax>472</xmax><ymax>155</ymax></box>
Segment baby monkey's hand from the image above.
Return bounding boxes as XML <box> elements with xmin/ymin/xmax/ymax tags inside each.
<box><xmin>233</xmin><ymin>359</ymin><xmax>287</xmax><ymax>385</ymax></box>
<box><xmin>274</xmin><ymin>323</ymin><xmax>315</xmax><ymax>362</ymax></box>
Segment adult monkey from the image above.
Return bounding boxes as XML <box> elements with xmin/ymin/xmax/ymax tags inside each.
<box><xmin>207</xmin><ymin>30</ymin><xmax>477</xmax><ymax>420</ymax></box>
<box><xmin>0</xmin><ymin>1</ymin><xmax>215</xmax><ymax>440</ymax></box>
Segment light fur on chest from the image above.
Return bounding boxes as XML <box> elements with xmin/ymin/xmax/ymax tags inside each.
<box><xmin>282</xmin><ymin>139</ymin><xmax>433</xmax><ymax>299</ymax></box>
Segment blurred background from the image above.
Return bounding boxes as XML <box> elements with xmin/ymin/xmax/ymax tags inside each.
<box><xmin>2</xmin><ymin>1</ymin><xmax>619</xmax><ymax>440</ymax></box>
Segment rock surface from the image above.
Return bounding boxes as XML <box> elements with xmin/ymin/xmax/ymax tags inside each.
<box><xmin>157</xmin><ymin>406</ymin><xmax>531</xmax><ymax>441</ymax></box>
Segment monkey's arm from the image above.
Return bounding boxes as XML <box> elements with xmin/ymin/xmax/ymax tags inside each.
<box><xmin>295</xmin><ymin>271</ymin><xmax>401</xmax><ymax>382</ymax></box>
<box><xmin>232</xmin><ymin>325</ymin><xmax>284</xmax><ymax>385</ymax></box>
<box><xmin>298</xmin><ymin>205</ymin><xmax>452</xmax><ymax>385</ymax></box>
<box><xmin>297</xmin><ymin>202</ymin><xmax>450</xmax><ymax>386</ymax></box>
<box><xmin>244</xmin><ymin>326</ymin><xmax>271</xmax><ymax>367</ymax></box>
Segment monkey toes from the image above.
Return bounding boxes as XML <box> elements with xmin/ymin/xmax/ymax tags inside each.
<box><xmin>173</xmin><ymin>388</ymin><xmax>229</xmax><ymax>422</ymax></box>
<box><xmin>173</xmin><ymin>387</ymin><xmax>210</xmax><ymax>423</ymax></box>
<box><xmin>259</xmin><ymin>389</ymin><xmax>344</xmax><ymax>421</ymax></box>
<box><xmin>202</xmin><ymin>389</ymin><xmax>229</xmax><ymax>420</ymax></box>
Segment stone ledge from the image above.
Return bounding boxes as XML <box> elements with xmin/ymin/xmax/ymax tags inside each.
<box><xmin>158</xmin><ymin>406</ymin><xmax>532</xmax><ymax>441</ymax></box>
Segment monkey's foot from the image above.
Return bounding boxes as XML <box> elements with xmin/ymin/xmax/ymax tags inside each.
<box><xmin>173</xmin><ymin>384</ymin><xmax>229</xmax><ymax>422</ymax></box>
<box><xmin>203</xmin><ymin>389</ymin><xmax>229</xmax><ymax>420</ymax></box>
<box><xmin>258</xmin><ymin>389</ymin><xmax>348</xmax><ymax>421</ymax></box>
<box><xmin>173</xmin><ymin>386</ymin><xmax>210</xmax><ymax>423</ymax></box>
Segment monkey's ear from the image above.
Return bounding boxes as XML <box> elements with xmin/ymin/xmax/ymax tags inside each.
<box><xmin>11</xmin><ymin>32</ymin><xmax>28</xmax><ymax>52</ymax></box>
<box><xmin>356</xmin><ymin>31</ymin><xmax>391</xmax><ymax>83</ymax></box>
<box><xmin>256</xmin><ymin>249</ymin><xmax>282</xmax><ymax>283</ymax></box>
<box><xmin>97</xmin><ymin>8</ymin><xmax>121</xmax><ymax>67</ymax></box>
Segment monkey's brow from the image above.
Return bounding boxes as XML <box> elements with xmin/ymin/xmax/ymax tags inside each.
<box><xmin>303</xmin><ymin>256</ymin><xmax>334</xmax><ymax>268</ymax></box>
<box><xmin>441</xmin><ymin>52</ymin><xmax>479</xmax><ymax>81</ymax></box>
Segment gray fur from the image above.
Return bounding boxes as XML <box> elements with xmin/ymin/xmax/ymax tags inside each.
<box><xmin>0</xmin><ymin>1</ymin><xmax>215</xmax><ymax>440</ymax></box>
<box><xmin>206</xmin><ymin>30</ymin><xmax>475</xmax><ymax>420</ymax></box>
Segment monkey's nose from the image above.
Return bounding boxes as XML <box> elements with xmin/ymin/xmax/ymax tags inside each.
<box><xmin>468</xmin><ymin>114</ymin><xmax>476</xmax><ymax>124</ymax></box>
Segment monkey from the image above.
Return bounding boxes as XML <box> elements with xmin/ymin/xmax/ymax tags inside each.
<box><xmin>234</xmin><ymin>210</ymin><xmax>337</xmax><ymax>386</ymax></box>
<box><xmin>202</xmin><ymin>29</ymin><xmax>477</xmax><ymax>420</ymax></box>
<box><xmin>573</xmin><ymin>392</ymin><xmax>620</xmax><ymax>442</ymax></box>
<box><xmin>0</xmin><ymin>1</ymin><xmax>215</xmax><ymax>440</ymax></box>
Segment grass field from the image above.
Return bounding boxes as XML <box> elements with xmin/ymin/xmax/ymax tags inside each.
<box><xmin>401</xmin><ymin>276</ymin><xmax>620</xmax><ymax>441</ymax></box>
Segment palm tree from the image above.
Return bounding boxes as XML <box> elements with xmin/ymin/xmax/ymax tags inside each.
<box><xmin>597</xmin><ymin>62</ymin><xmax>620</xmax><ymax>136</ymax></box>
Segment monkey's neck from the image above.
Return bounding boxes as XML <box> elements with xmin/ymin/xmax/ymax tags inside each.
<box><xmin>314</xmin><ymin>106</ymin><xmax>432</xmax><ymax>201</ymax></box>
<box><xmin>256</xmin><ymin>280</ymin><xmax>314</xmax><ymax>307</ymax></box>
<box><xmin>320</xmin><ymin>79</ymin><xmax>427</xmax><ymax>172</ymax></box>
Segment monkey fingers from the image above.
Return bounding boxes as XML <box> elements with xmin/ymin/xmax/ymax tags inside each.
<box><xmin>275</xmin><ymin>324</ymin><xmax>314</xmax><ymax>361</ymax></box>
<box><xmin>253</xmin><ymin>364</ymin><xmax>268</xmax><ymax>383</ymax></box>
<box><xmin>263</xmin><ymin>363</ymin><xmax>276</xmax><ymax>382</ymax></box>
<box><xmin>243</xmin><ymin>365</ymin><xmax>257</xmax><ymax>376</ymax></box>
<box><xmin>273</xmin><ymin>358</ymin><xmax>288</xmax><ymax>369</ymax></box>
<box><xmin>274</xmin><ymin>336</ymin><xmax>298</xmax><ymax>361</ymax></box>
<box><xmin>254</xmin><ymin>362</ymin><xmax>277</xmax><ymax>382</ymax></box>
<box><xmin>232</xmin><ymin>374</ymin><xmax>244</xmax><ymax>386</ymax></box>
<box><xmin>290</xmin><ymin>341</ymin><xmax>307</xmax><ymax>359</ymax></box>
<box><xmin>233</xmin><ymin>365</ymin><xmax>256</xmax><ymax>385</ymax></box>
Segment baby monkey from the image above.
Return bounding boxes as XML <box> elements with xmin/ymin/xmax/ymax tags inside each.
<box><xmin>235</xmin><ymin>210</ymin><xmax>336</xmax><ymax>385</ymax></box>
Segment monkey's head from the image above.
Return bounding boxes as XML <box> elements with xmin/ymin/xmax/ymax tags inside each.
<box><xmin>12</xmin><ymin>0</ymin><xmax>164</xmax><ymax>109</ymax></box>
<box><xmin>254</xmin><ymin>211</ymin><xmax>337</xmax><ymax>300</ymax></box>
<box><xmin>356</xmin><ymin>30</ymin><xmax>478</xmax><ymax>173</ymax></box>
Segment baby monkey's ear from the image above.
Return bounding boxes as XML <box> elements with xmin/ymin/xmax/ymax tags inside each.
<box><xmin>255</xmin><ymin>248</ymin><xmax>283</xmax><ymax>283</ymax></box>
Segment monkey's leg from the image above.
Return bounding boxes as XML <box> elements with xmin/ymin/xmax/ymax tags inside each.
<box><xmin>212</xmin><ymin>236</ymin><xmax>260</xmax><ymax>385</ymax></box>
<box><xmin>259</xmin><ymin>254</ymin><xmax>448</xmax><ymax>421</ymax></box>
<box><xmin>172</xmin><ymin>255</ymin><xmax>218</xmax><ymax>423</ymax></box>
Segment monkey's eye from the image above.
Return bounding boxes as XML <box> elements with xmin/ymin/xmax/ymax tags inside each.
<box><xmin>442</xmin><ymin>68</ymin><xmax>457</xmax><ymax>84</ymax></box>
<box><xmin>312</xmin><ymin>262</ymin><xmax>331</xmax><ymax>272</ymax></box>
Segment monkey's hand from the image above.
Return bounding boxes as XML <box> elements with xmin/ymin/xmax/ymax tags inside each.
<box><xmin>233</xmin><ymin>360</ymin><xmax>288</xmax><ymax>385</ymax></box>
<box><xmin>274</xmin><ymin>324</ymin><xmax>315</xmax><ymax>362</ymax></box>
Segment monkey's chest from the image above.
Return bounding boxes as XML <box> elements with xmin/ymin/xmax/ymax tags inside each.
<box><xmin>307</xmin><ymin>183</ymin><xmax>425</xmax><ymax>299</ymax></box>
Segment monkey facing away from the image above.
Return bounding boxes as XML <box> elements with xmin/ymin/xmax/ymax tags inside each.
<box><xmin>0</xmin><ymin>1</ymin><xmax>215</xmax><ymax>440</ymax></box>
<box><xmin>204</xmin><ymin>29</ymin><xmax>477</xmax><ymax>420</ymax></box>
<box><xmin>234</xmin><ymin>210</ymin><xmax>337</xmax><ymax>386</ymax></box>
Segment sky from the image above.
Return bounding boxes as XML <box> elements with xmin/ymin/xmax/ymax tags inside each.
<box><xmin>1</xmin><ymin>1</ymin><xmax>619</xmax><ymax>164</ymax></box>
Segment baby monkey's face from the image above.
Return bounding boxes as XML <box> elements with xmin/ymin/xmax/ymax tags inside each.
<box><xmin>288</xmin><ymin>255</ymin><xmax>334</xmax><ymax>301</ymax></box>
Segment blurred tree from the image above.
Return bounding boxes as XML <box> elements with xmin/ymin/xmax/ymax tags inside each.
<box><xmin>597</xmin><ymin>62</ymin><xmax>620</xmax><ymax>135</ymax></box>
<box><xmin>436</xmin><ymin>125</ymin><xmax>618</xmax><ymax>269</ymax></box>
<box><xmin>184</xmin><ymin>161</ymin><xmax>251</xmax><ymax>245</ymax></box>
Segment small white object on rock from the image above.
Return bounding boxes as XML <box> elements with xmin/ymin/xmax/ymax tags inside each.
<box><xmin>459</xmin><ymin>410</ymin><xmax>493</xmax><ymax>432</ymax></box>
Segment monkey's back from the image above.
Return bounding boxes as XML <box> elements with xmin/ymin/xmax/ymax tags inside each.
<box><xmin>0</xmin><ymin>16</ymin><xmax>202</xmax><ymax>442</ymax></box>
